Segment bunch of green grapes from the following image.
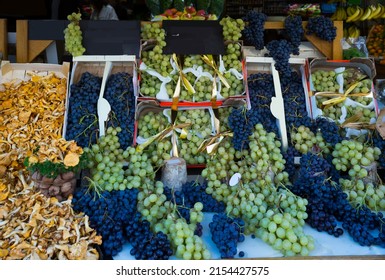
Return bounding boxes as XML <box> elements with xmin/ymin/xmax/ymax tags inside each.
<box><xmin>137</xmin><ymin>110</ymin><xmax>173</xmax><ymax>167</ymax></box>
<box><xmin>141</xmin><ymin>44</ymin><xmax>173</xmax><ymax>76</ymax></box>
<box><xmin>140</xmin><ymin>34</ymin><xmax>173</xmax><ymax>98</ymax></box>
<box><xmin>349</xmin><ymin>96</ymin><xmax>374</xmax><ymax>106</ymax></box>
<box><xmin>136</xmin><ymin>180</ymin><xmax>209</xmax><ymax>260</ymax></box>
<box><xmin>218</xmin><ymin>107</ymin><xmax>231</xmax><ymax>132</ymax></box>
<box><xmin>290</xmin><ymin>125</ymin><xmax>330</xmax><ymax>154</ymax></box>
<box><xmin>345</xmin><ymin>105</ymin><xmax>377</xmax><ymax>123</ymax></box>
<box><xmin>240</xmin><ymin>123</ymin><xmax>288</xmax><ymax>184</ymax></box>
<box><xmin>139</xmin><ymin>73</ymin><xmax>161</xmax><ymax>97</ymax></box>
<box><xmin>184</xmin><ymin>55</ymin><xmax>213</xmax><ymax>71</ymax></box>
<box><xmin>85</xmin><ymin>127</ymin><xmax>127</xmax><ymax>191</ymax></box>
<box><xmin>138</xmin><ymin>111</ymin><xmax>170</xmax><ymax>139</ymax></box>
<box><xmin>137</xmin><ymin>180</ymin><xmax>169</xmax><ymax>224</ymax></box>
<box><xmin>220</xmin><ymin>43</ymin><xmax>244</xmax><ymax>98</ymax></box>
<box><xmin>316</xmin><ymin>96</ymin><xmax>344</xmax><ymax>121</ymax></box>
<box><xmin>311</xmin><ymin>70</ymin><xmax>340</xmax><ymax>92</ymax></box>
<box><xmin>157</xmin><ymin>214</ymin><xmax>211</xmax><ymax>260</ymax></box>
<box><xmin>187</xmin><ymin>75</ymin><xmax>213</xmax><ymax>101</ymax></box>
<box><xmin>175</xmin><ymin>109</ymin><xmax>213</xmax><ymax>164</ymax></box>
<box><xmin>201</xmin><ymin>126</ymin><xmax>314</xmax><ymax>256</ymax></box>
<box><xmin>256</xmin><ymin>187</ymin><xmax>314</xmax><ymax>257</ymax></box>
<box><xmin>63</xmin><ymin>12</ymin><xmax>85</xmax><ymax>57</ymax></box>
<box><xmin>123</xmin><ymin>146</ymin><xmax>156</xmax><ymax>189</ymax></box>
<box><xmin>348</xmin><ymin>78</ymin><xmax>372</xmax><ymax>94</ymax></box>
<box><xmin>223</xmin><ymin>43</ymin><xmax>243</xmax><ymax>72</ymax></box>
<box><xmin>141</xmin><ymin>22</ymin><xmax>166</xmax><ymax>44</ymax></box>
<box><xmin>85</xmin><ymin>127</ymin><xmax>155</xmax><ymax>191</ymax></box>
<box><xmin>221</xmin><ymin>71</ymin><xmax>244</xmax><ymax>98</ymax></box>
<box><xmin>182</xmin><ymin>55</ymin><xmax>216</xmax><ymax>101</ymax></box>
<box><xmin>220</xmin><ymin>16</ymin><xmax>245</xmax><ymax>41</ymax></box>
<box><xmin>332</xmin><ymin>139</ymin><xmax>381</xmax><ymax>178</ymax></box>
<box><xmin>340</xmin><ymin>178</ymin><xmax>385</xmax><ymax>211</ymax></box>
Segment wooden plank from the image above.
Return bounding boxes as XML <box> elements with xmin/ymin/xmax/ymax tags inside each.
<box><xmin>332</xmin><ymin>20</ymin><xmax>344</xmax><ymax>60</ymax></box>
<box><xmin>0</xmin><ymin>19</ymin><xmax>7</xmax><ymax>60</ymax></box>
<box><xmin>16</xmin><ymin>20</ymin><xmax>29</xmax><ymax>63</ymax></box>
<box><xmin>305</xmin><ymin>33</ymin><xmax>333</xmax><ymax>59</ymax></box>
<box><xmin>16</xmin><ymin>20</ymin><xmax>54</xmax><ymax>62</ymax></box>
<box><xmin>28</xmin><ymin>40</ymin><xmax>53</xmax><ymax>62</ymax></box>
<box><xmin>264</xmin><ymin>21</ymin><xmax>285</xmax><ymax>29</ymax></box>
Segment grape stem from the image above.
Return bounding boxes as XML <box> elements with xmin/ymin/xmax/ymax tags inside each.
<box><xmin>75</xmin><ymin>113</ymin><xmax>98</xmax><ymax>139</ymax></box>
<box><xmin>83</xmin><ymin>176</ymin><xmax>103</xmax><ymax>199</ymax></box>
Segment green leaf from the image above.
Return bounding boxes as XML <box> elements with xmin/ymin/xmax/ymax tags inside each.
<box><xmin>145</xmin><ymin>0</ymin><xmax>161</xmax><ymax>15</ymax></box>
<box><xmin>160</xmin><ymin>0</ymin><xmax>173</xmax><ymax>13</ymax></box>
<box><xmin>24</xmin><ymin>153</ymin><xmax>89</xmax><ymax>179</ymax></box>
<box><xmin>197</xmin><ymin>0</ymin><xmax>210</xmax><ymax>11</ymax></box>
<box><xmin>173</xmin><ymin>0</ymin><xmax>185</xmax><ymax>11</ymax></box>
<box><xmin>185</xmin><ymin>0</ymin><xmax>194</xmax><ymax>7</ymax></box>
<box><xmin>208</xmin><ymin>0</ymin><xmax>225</xmax><ymax>17</ymax></box>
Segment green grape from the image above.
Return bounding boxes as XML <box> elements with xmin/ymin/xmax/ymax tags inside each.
<box><xmin>174</xmin><ymin>109</ymin><xmax>214</xmax><ymax>164</ymax></box>
<box><xmin>290</xmin><ymin>125</ymin><xmax>330</xmax><ymax>154</ymax></box>
<box><xmin>64</xmin><ymin>12</ymin><xmax>85</xmax><ymax>56</ymax></box>
<box><xmin>340</xmin><ymin>178</ymin><xmax>385</xmax><ymax>211</ymax></box>
<box><xmin>141</xmin><ymin>22</ymin><xmax>166</xmax><ymax>41</ymax></box>
<box><xmin>332</xmin><ymin>139</ymin><xmax>379</xmax><ymax>180</ymax></box>
<box><xmin>219</xmin><ymin>17</ymin><xmax>245</xmax><ymax>41</ymax></box>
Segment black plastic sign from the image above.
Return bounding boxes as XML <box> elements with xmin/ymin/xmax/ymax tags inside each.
<box><xmin>162</xmin><ymin>20</ymin><xmax>225</xmax><ymax>55</ymax></box>
<box><xmin>80</xmin><ymin>20</ymin><xmax>141</xmax><ymax>57</ymax></box>
<box><xmin>27</xmin><ymin>20</ymin><xmax>141</xmax><ymax>57</ymax></box>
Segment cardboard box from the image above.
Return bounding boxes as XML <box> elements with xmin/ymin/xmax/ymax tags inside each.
<box><xmin>134</xmin><ymin>100</ymin><xmax>217</xmax><ymax>167</ymax></box>
<box><xmin>138</xmin><ymin>39</ymin><xmax>248</xmax><ymax>105</ymax></box>
<box><xmin>308</xmin><ymin>58</ymin><xmax>379</xmax><ymax>137</ymax></box>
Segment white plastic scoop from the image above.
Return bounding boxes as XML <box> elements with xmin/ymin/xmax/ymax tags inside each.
<box><xmin>97</xmin><ymin>61</ymin><xmax>112</xmax><ymax>137</ymax></box>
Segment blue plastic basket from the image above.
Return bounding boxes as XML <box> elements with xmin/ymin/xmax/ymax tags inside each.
<box><xmin>321</xmin><ymin>3</ymin><xmax>337</xmax><ymax>14</ymax></box>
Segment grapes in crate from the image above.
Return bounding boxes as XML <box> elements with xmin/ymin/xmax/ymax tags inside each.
<box><xmin>311</xmin><ymin>69</ymin><xmax>340</xmax><ymax>92</ymax></box>
<box><xmin>105</xmin><ymin>72</ymin><xmax>136</xmax><ymax>150</ymax></box>
<box><xmin>137</xmin><ymin>110</ymin><xmax>172</xmax><ymax>167</ymax></box>
<box><xmin>66</xmin><ymin>72</ymin><xmax>101</xmax><ymax>147</ymax></box>
<box><xmin>175</xmin><ymin>109</ymin><xmax>213</xmax><ymax>165</ymax></box>
<box><xmin>220</xmin><ymin>16</ymin><xmax>245</xmax><ymax>41</ymax></box>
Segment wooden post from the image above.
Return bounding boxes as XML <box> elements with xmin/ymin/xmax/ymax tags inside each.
<box><xmin>16</xmin><ymin>20</ymin><xmax>54</xmax><ymax>63</ymax></box>
<box><xmin>16</xmin><ymin>20</ymin><xmax>29</xmax><ymax>63</ymax></box>
<box><xmin>332</xmin><ymin>20</ymin><xmax>343</xmax><ymax>60</ymax></box>
<box><xmin>0</xmin><ymin>19</ymin><xmax>7</xmax><ymax>60</ymax></box>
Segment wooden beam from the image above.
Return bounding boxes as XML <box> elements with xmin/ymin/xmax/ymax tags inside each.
<box><xmin>16</xmin><ymin>20</ymin><xmax>29</xmax><ymax>62</ymax></box>
<box><xmin>28</xmin><ymin>40</ymin><xmax>53</xmax><ymax>62</ymax></box>
<box><xmin>0</xmin><ymin>19</ymin><xmax>7</xmax><ymax>60</ymax></box>
<box><xmin>16</xmin><ymin>20</ymin><xmax>54</xmax><ymax>63</ymax></box>
<box><xmin>332</xmin><ymin>20</ymin><xmax>343</xmax><ymax>60</ymax></box>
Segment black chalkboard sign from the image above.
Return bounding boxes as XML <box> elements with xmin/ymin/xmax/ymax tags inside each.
<box><xmin>27</xmin><ymin>20</ymin><xmax>141</xmax><ymax>57</ymax></box>
<box><xmin>162</xmin><ymin>20</ymin><xmax>225</xmax><ymax>55</ymax></box>
<box><xmin>80</xmin><ymin>20</ymin><xmax>141</xmax><ymax>57</ymax></box>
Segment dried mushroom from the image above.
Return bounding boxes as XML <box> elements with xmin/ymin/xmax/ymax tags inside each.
<box><xmin>0</xmin><ymin>172</ymin><xmax>102</xmax><ymax>260</ymax></box>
